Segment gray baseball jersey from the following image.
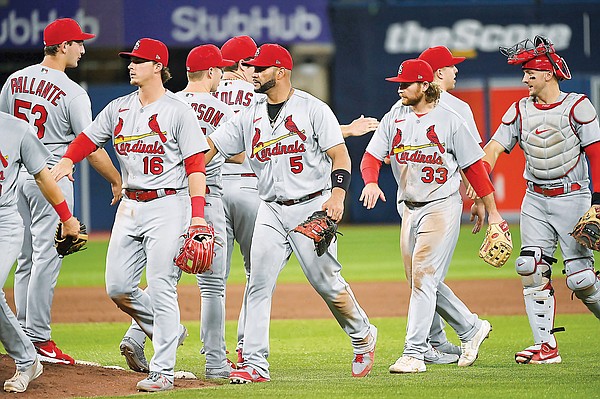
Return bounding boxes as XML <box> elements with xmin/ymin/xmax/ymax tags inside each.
<box><xmin>211</xmin><ymin>89</ymin><xmax>343</xmax><ymax>202</ymax></box>
<box><xmin>0</xmin><ymin>112</ymin><xmax>51</xmax><ymax>370</ymax></box>
<box><xmin>85</xmin><ymin>90</ymin><xmax>208</xmax><ymax>188</ymax></box>
<box><xmin>367</xmin><ymin>101</ymin><xmax>484</xmax><ymax>203</ymax></box>
<box><xmin>211</xmin><ymin>88</ymin><xmax>376</xmax><ymax>379</ymax></box>
<box><xmin>0</xmin><ymin>64</ymin><xmax>92</xmax><ymax>166</ymax></box>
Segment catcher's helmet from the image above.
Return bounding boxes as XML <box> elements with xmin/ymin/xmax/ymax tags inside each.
<box><xmin>500</xmin><ymin>35</ymin><xmax>571</xmax><ymax>80</ymax></box>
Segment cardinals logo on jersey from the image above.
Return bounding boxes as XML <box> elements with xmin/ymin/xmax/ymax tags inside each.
<box><xmin>113</xmin><ymin>117</ymin><xmax>124</xmax><ymax>138</ymax></box>
<box><xmin>251</xmin><ymin>115</ymin><xmax>306</xmax><ymax>162</ymax></box>
<box><xmin>425</xmin><ymin>125</ymin><xmax>445</xmax><ymax>154</ymax></box>
<box><xmin>148</xmin><ymin>114</ymin><xmax>168</xmax><ymax>143</ymax></box>
<box><xmin>390</xmin><ymin>129</ymin><xmax>403</xmax><ymax>157</ymax></box>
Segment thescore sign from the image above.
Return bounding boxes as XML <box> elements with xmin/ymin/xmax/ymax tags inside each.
<box><xmin>384</xmin><ymin>19</ymin><xmax>572</xmax><ymax>53</ymax></box>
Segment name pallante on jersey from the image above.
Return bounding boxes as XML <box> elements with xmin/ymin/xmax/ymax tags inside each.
<box><xmin>251</xmin><ymin>115</ymin><xmax>306</xmax><ymax>162</ymax></box>
<box><xmin>8</xmin><ymin>73</ymin><xmax>66</xmax><ymax>107</ymax></box>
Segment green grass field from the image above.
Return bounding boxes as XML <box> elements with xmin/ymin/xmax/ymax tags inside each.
<box><xmin>4</xmin><ymin>225</ymin><xmax>600</xmax><ymax>398</ymax></box>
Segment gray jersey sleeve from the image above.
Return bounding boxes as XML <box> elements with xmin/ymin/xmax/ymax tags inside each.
<box><xmin>67</xmin><ymin>92</ymin><xmax>93</xmax><ymax>136</ymax></box>
<box><xmin>450</xmin><ymin>120</ymin><xmax>485</xmax><ymax>169</ymax></box>
<box><xmin>311</xmin><ymin>102</ymin><xmax>344</xmax><ymax>152</ymax></box>
<box><xmin>20</xmin><ymin>125</ymin><xmax>52</xmax><ymax>175</ymax></box>
<box><xmin>211</xmin><ymin>111</ymin><xmax>248</xmax><ymax>158</ymax></box>
<box><xmin>83</xmin><ymin>101</ymin><xmax>116</xmax><ymax>147</ymax></box>
<box><xmin>365</xmin><ymin>110</ymin><xmax>395</xmax><ymax>160</ymax></box>
<box><xmin>175</xmin><ymin>106</ymin><xmax>210</xmax><ymax>159</ymax></box>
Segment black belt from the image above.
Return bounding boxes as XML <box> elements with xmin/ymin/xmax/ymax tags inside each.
<box><xmin>276</xmin><ymin>190</ymin><xmax>323</xmax><ymax>206</ymax></box>
<box><xmin>125</xmin><ymin>189</ymin><xmax>177</xmax><ymax>202</ymax></box>
<box><xmin>404</xmin><ymin>201</ymin><xmax>430</xmax><ymax>208</ymax></box>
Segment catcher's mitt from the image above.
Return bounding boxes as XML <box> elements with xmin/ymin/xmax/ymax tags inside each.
<box><xmin>571</xmin><ymin>205</ymin><xmax>600</xmax><ymax>251</ymax></box>
<box><xmin>291</xmin><ymin>210</ymin><xmax>341</xmax><ymax>257</ymax></box>
<box><xmin>174</xmin><ymin>224</ymin><xmax>215</xmax><ymax>274</ymax></box>
<box><xmin>54</xmin><ymin>222</ymin><xmax>88</xmax><ymax>257</ymax></box>
<box><xmin>479</xmin><ymin>220</ymin><xmax>512</xmax><ymax>268</ymax></box>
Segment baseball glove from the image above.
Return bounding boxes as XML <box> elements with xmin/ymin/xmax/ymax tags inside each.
<box><xmin>292</xmin><ymin>210</ymin><xmax>341</xmax><ymax>257</ymax></box>
<box><xmin>479</xmin><ymin>220</ymin><xmax>512</xmax><ymax>268</ymax></box>
<box><xmin>571</xmin><ymin>205</ymin><xmax>600</xmax><ymax>251</ymax></box>
<box><xmin>54</xmin><ymin>222</ymin><xmax>88</xmax><ymax>257</ymax></box>
<box><xmin>174</xmin><ymin>224</ymin><xmax>215</xmax><ymax>274</ymax></box>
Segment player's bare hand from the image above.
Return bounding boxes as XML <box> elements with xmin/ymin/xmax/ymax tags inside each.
<box><xmin>191</xmin><ymin>216</ymin><xmax>208</xmax><ymax>227</ymax></box>
<box><xmin>61</xmin><ymin>216</ymin><xmax>81</xmax><ymax>239</ymax></box>
<box><xmin>470</xmin><ymin>201</ymin><xmax>485</xmax><ymax>234</ymax></box>
<box><xmin>360</xmin><ymin>183</ymin><xmax>386</xmax><ymax>209</ymax></box>
<box><xmin>51</xmin><ymin>158</ymin><xmax>74</xmax><ymax>182</ymax></box>
<box><xmin>344</xmin><ymin>115</ymin><xmax>379</xmax><ymax>137</ymax></box>
<box><xmin>465</xmin><ymin>184</ymin><xmax>478</xmax><ymax>200</ymax></box>
<box><xmin>383</xmin><ymin>155</ymin><xmax>391</xmax><ymax>165</ymax></box>
<box><xmin>110</xmin><ymin>182</ymin><xmax>123</xmax><ymax>205</ymax></box>
<box><xmin>322</xmin><ymin>189</ymin><xmax>345</xmax><ymax>222</ymax></box>
<box><xmin>487</xmin><ymin>209</ymin><xmax>504</xmax><ymax>225</ymax></box>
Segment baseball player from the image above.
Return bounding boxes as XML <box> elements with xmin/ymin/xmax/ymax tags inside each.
<box><xmin>178</xmin><ymin>44</ymin><xmax>235</xmax><ymax>379</ymax></box>
<box><xmin>480</xmin><ymin>36</ymin><xmax>600</xmax><ymax>364</ymax></box>
<box><xmin>0</xmin><ymin>111</ymin><xmax>80</xmax><ymax>392</ymax></box>
<box><xmin>51</xmin><ymin>38</ymin><xmax>210</xmax><ymax>392</ymax></box>
<box><xmin>0</xmin><ymin>18</ymin><xmax>121</xmax><ymax>365</ymax></box>
<box><xmin>215</xmin><ymin>36</ymin><xmax>380</xmax><ymax>367</ymax></box>
<box><xmin>204</xmin><ymin>43</ymin><xmax>377</xmax><ymax>383</ymax></box>
<box><xmin>414</xmin><ymin>46</ymin><xmax>485</xmax><ymax>363</ymax></box>
<box><xmin>360</xmin><ymin>59</ymin><xmax>503</xmax><ymax>373</ymax></box>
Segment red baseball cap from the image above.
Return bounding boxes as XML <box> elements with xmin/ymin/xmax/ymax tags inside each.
<box><xmin>186</xmin><ymin>45</ymin><xmax>235</xmax><ymax>72</ymax></box>
<box><xmin>119</xmin><ymin>38</ymin><xmax>169</xmax><ymax>67</ymax></box>
<box><xmin>386</xmin><ymin>59</ymin><xmax>434</xmax><ymax>83</ymax></box>
<box><xmin>243</xmin><ymin>44</ymin><xmax>293</xmax><ymax>70</ymax></box>
<box><xmin>418</xmin><ymin>46</ymin><xmax>465</xmax><ymax>72</ymax></box>
<box><xmin>43</xmin><ymin>18</ymin><xmax>95</xmax><ymax>46</ymax></box>
<box><xmin>221</xmin><ymin>36</ymin><xmax>258</xmax><ymax>62</ymax></box>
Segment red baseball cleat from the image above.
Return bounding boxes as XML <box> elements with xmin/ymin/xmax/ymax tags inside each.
<box><xmin>34</xmin><ymin>340</ymin><xmax>75</xmax><ymax>365</ymax></box>
<box><xmin>229</xmin><ymin>366</ymin><xmax>269</xmax><ymax>384</ymax></box>
<box><xmin>515</xmin><ymin>342</ymin><xmax>561</xmax><ymax>364</ymax></box>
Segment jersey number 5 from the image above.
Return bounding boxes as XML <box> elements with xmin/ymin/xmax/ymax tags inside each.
<box><xmin>289</xmin><ymin>156</ymin><xmax>303</xmax><ymax>174</ymax></box>
<box><xmin>421</xmin><ymin>166</ymin><xmax>448</xmax><ymax>184</ymax></box>
<box><xmin>14</xmin><ymin>99</ymin><xmax>48</xmax><ymax>139</ymax></box>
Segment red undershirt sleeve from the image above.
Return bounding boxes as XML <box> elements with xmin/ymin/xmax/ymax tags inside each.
<box><xmin>360</xmin><ymin>152</ymin><xmax>383</xmax><ymax>185</ymax></box>
<box><xmin>63</xmin><ymin>133</ymin><xmax>98</xmax><ymax>164</ymax></box>
<box><xmin>463</xmin><ymin>159</ymin><xmax>495</xmax><ymax>198</ymax></box>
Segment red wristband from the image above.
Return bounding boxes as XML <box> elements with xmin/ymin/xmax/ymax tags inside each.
<box><xmin>53</xmin><ymin>200</ymin><xmax>72</xmax><ymax>222</ymax></box>
<box><xmin>191</xmin><ymin>196</ymin><xmax>206</xmax><ymax>218</ymax></box>
<box><xmin>482</xmin><ymin>160</ymin><xmax>492</xmax><ymax>174</ymax></box>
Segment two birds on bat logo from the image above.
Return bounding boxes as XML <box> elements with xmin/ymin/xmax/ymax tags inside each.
<box><xmin>251</xmin><ymin>115</ymin><xmax>307</xmax><ymax>162</ymax></box>
<box><xmin>390</xmin><ymin>124</ymin><xmax>446</xmax><ymax>156</ymax></box>
<box><xmin>113</xmin><ymin>113</ymin><xmax>168</xmax><ymax>145</ymax></box>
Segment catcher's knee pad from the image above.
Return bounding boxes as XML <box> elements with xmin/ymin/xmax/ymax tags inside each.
<box><xmin>516</xmin><ymin>247</ymin><xmax>557</xmax><ymax>287</ymax></box>
<box><xmin>564</xmin><ymin>257</ymin><xmax>600</xmax><ymax>318</ymax></box>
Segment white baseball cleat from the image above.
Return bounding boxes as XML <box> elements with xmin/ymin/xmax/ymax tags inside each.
<box><xmin>136</xmin><ymin>372</ymin><xmax>174</xmax><ymax>392</ymax></box>
<box><xmin>4</xmin><ymin>358</ymin><xmax>43</xmax><ymax>393</ymax></box>
<box><xmin>458</xmin><ymin>320</ymin><xmax>492</xmax><ymax>367</ymax></box>
<box><xmin>389</xmin><ymin>355</ymin><xmax>426</xmax><ymax>373</ymax></box>
<box><xmin>424</xmin><ymin>346</ymin><xmax>459</xmax><ymax>364</ymax></box>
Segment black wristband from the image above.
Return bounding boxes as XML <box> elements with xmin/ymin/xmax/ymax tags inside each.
<box><xmin>332</xmin><ymin>169</ymin><xmax>351</xmax><ymax>191</ymax></box>
<box><xmin>592</xmin><ymin>192</ymin><xmax>600</xmax><ymax>205</ymax></box>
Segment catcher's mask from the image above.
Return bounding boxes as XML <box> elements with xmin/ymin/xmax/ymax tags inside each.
<box><xmin>499</xmin><ymin>35</ymin><xmax>571</xmax><ymax>80</ymax></box>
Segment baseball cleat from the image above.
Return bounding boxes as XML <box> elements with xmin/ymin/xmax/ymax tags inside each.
<box><xmin>352</xmin><ymin>325</ymin><xmax>377</xmax><ymax>377</ymax></box>
<box><xmin>236</xmin><ymin>348</ymin><xmax>244</xmax><ymax>367</ymax></box>
<box><xmin>424</xmin><ymin>346</ymin><xmax>459</xmax><ymax>364</ymax></box>
<box><xmin>3</xmin><ymin>358</ymin><xmax>43</xmax><ymax>393</ymax></box>
<box><xmin>434</xmin><ymin>341</ymin><xmax>462</xmax><ymax>356</ymax></box>
<box><xmin>516</xmin><ymin>343</ymin><xmax>561</xmax><ymax>364</ymax></box>
<box><xmin>389</xmin><ymin>355</ymin><xmax>426</xmax><ymax>373</ymax></box>
<box><xmin>206</xmin><ymin>360</ymin><xmax>237</xmax><ymax>380</ymax></box>
<box><xmin>458</xmin><ymin>320</ymin><xmax>492</xmax><ymax>367</ymax></box>
<box><xmin>136</xmin><ymin>372</ymin><xmax>174</xmax><ymax>392</ymax></box>
<box><xmin>229</xmin><ymin>366</ymin><xmax>269</xmax><ymax>384</ymax></box>
<box><xmin>120</xmin><ymin>337</ymin><xmax>149</xmax><ymax>373</ymax></box>
<box><xmin>34</xmin><ymin>340</ymin><xmax>75</xmax><ymax>365</ymax></box>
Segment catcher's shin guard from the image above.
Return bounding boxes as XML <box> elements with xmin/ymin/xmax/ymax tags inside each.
<box><xmin>564</xmin><ymin>257</ymin><xmax>600</xmax><ymax>319</ymax></box>
<box><xmin>516</xmin><ymin>247</ymin><xmax>558</xmax><ymax>345</ymax></box>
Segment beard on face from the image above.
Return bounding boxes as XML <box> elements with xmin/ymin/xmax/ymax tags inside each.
<box><xmin>402</xmin><ymin>91</ymin><xmax>424</xmax><ymax>106</ymax></box>
<box><xmin>255</xmin><ymin>78</ymin><xmax>276</xmax><ymax>93</ymax></box>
